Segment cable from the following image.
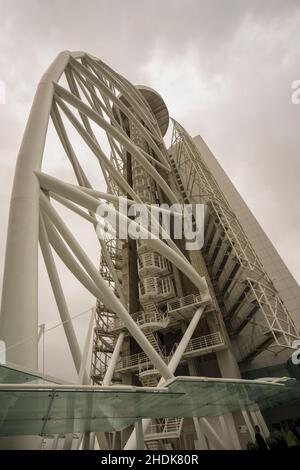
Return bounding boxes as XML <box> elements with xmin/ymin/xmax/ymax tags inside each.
<box><xmin>0</xmin><ymin>306</ymin><xmax>94</xmax><ymax>355</ymax></box>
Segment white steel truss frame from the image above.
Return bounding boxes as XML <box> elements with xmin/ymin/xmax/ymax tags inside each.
<box><xmin>0</xmin><ymin>51</ymin><xmax>282</xmax><ymax>450</ymax></box>
<box><xmin>170</xmin><ymin>120</ymin><xmax>299</xmax><ymax>358</ymax></box>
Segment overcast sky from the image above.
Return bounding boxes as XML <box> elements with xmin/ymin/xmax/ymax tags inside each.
<box><xmin>0</xmin><ymin>0</ymin><xmax>300</xmax><ymax>381</ymax></box>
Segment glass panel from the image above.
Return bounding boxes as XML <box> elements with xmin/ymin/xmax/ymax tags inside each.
<box><xmin>0</xmin><ymin>390</ymin><xmax>51</xmax><ymax>436</ymax></box>
<box><xmin>0</xmin><ymin>363</ymin><xmax>62</xmax><ymax>385</ymax></box>
<box><xmin>0</xmin><ymin>364</ymin><xmax>40</xmax><ymax>384</ymax></box>
<box><xmin>0</xmin><ymin>377</ymin><xmax>299</xmax><ymax>436</ymax></box>
<box><xmin>0</xmin><ymin>387</ymin><xmax>182</xmax><ymax>436</ymax></box>
<box><xmin>166</xmin><ymin>377</ymin><xmax>300</xmax><ymax>416</ymax></box>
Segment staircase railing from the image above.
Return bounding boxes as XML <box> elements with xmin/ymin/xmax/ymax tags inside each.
<box><xmin>145</xmin><ymin>418</ymin><xmax>184</xmax><ymax>438</ymax></box>
<box><xmin>166</xmin><ymin>293</ymin><xmax>202</xmax><ymax>313</ymax></box>
<box><xmin>116</xmin><ymin>331</ymin><xmax>225</xmax><ymax>372</ymax></box>
<box><xmin>108</xmin><ymin>309</ymin><xmax>170</xmax><ymax>332</ymax></box>
<box><xmin>185</xmin><ymin>331</ymin><xmax>224</xmax><ymax>353</ymax></box>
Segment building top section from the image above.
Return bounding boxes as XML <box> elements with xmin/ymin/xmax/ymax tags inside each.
<box><xmin>112</xmin><ymin>85</ymin><xmax>169</xmax><ymax>137</ymax></box>
<box><xmin>136</xmin><ymin>86</ymin><xmax>169</xmax><ymax>137</ymax></box>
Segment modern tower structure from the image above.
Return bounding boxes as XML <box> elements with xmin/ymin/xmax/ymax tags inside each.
<box><xmin>0</xmin><ymin>51</ymin><xmax>299</xmax><ymax>450</ymax></box>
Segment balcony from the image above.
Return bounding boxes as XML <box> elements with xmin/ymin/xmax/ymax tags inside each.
<box><xmin>132</xmin><ymin>162</ymin><xmax>144</xmax><ymax>177</ymax></box>
<box><xmin>108</xmin><ymin>317</ymin><xmax>125</xmax><ymax>333</ymax></box>
<box><xmin>183</xmin><ymin>331</ymin><xmax>226</xmax><ymax>358</ymax></box>
<box><xmin>134</xmin><ymin>310</ymin><xmax>169</xmax><ymax>331</ymax></box>
<box><xmin>139</xmin><ymin>276</ymin><xmax>175</xmax><ymax>303</ymax></box>
<box><xmin>114</xmin><ymin>332</ymin><xmax>226</xmax><ymax>373</ymax></box>
<box><xmin>108</xmin><ymin>309</ymin><xmax>169</xmax><ymax>333</ymax></box>
<box><xmin>138</xmin><ymin>363</ymin><xmax>161</xmax><ymax>387</ymax></box>
<box><xmin>115</xmin><ymin>351</ymin><xmax>150</xmax><ymax>372</ymax></box>
<box><xmin>133</xmin><ymin>174</ymin><xmax>151</xmax><ymax>189</ymax></box>
<box><xmin>135</xmin><ymin>187</ymin><xmax>154</xmax><ymax>202</ymax></box>
<box><xmin>164</xmin><ymin>293</ymin><xmax>209</xmax><ymax>321</ymax></box>
<box><xmin>138</xmin><ymin>252</ymin><xmax>171</xmax><ymax>277</ymax></box>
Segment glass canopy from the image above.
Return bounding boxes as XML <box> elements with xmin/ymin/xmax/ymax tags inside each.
<box><xmin>0</xmin><ymin>363</ymin><xmax>65</xmax><ymax>385</ymax></box>
<box><xmin>0</xmin><ymin>375</ymin><xmax>299</xmax><ymax>436</ymax></box>
<box><xmin>0</xmin><ymin>364</ymin><xmax>40</xmax><ymax>384</ymax></box>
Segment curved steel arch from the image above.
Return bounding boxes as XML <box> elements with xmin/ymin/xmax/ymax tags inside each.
<box><xmin>0</xmin><ymin>51</ymin><xmax>209</xmax><ymax>378</ymax></box>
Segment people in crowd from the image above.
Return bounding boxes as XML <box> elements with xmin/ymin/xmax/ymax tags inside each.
<box><xmin>246</xmin><ymin>441</ymin><xmax>258</xmax><ymax>451</ymax></box>
<box><xmin>282</xmin><ymin>423</ymin><xmax>300</xmax><ymax>447</ymax></box>
<box><xmin>295</xmin><ymin>419</ymin><xmax>300</xmax><ymax>438</ymax></box>
<box><xmin>267</xmin><ymin>424</ymin><xmax>288</xmax><ymax>450</ymax></box>
<box><xmin>254</xmin><ymin>425</ymin><xmax>268</xmax><ymax>450</ymax></box>
<box><xmin>248</xmin><ymin>420</ymin><xmax>300</xmax><ymax>450</ymax></box>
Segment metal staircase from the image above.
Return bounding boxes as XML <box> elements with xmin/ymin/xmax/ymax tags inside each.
<box><xmin>144</xmin><ymin>418</ymin><xmax>184</xmax><ymax>449</ymax></box>
<box><xmin>135</xmin><ymin>302</ymin><xmax>170</xmax><ymax>331</ymax></box>
<box><xmin>91</xmin><ymin>302</ymin><xmax>118</xmax><ymax>384</ymax></box>
<box><xmin>138</xmin><ymin>363</ymin><xmax>160</xmax><ymax>387</ymax></box>
<box><xmin>143</xmin><ymin>330</ymin><xmax>164</xmax><ymax>355</ymax></box>
<box><xmin>171</xmin><ymin>120</ymin><xmax>299</xmax><ymax>360</ymax></box>
<box><xmin>115</xmin><ymin>331</ymin><xmax>226</xmax><ymax>374</ymax></box>
<box><xmin>137</xmin><ymin>330</ymin><xmax>164</xmax><ymax>386</ymax></box>
<box><xmin>145</xmin><ymin>440</ymin><xmax>164</xmax><ymax>450</ymax></box>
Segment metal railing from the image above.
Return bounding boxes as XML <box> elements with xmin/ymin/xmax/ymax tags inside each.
<box><xmin>108</xmin><ymin>309</ymin><xmax>170</xmax><ymax>332</ymax></box>
<box><xmin>139</xmin><ymin>276</ymin><xmax>175</xmax><ymax>300</ymax></box>
<box><xmin>109</xmin><ymin>317</ymin><xmax>124</xmax><ymax>331</ymax></box>
<box><xmin>115</xmin><ymin>351</ymin><xmax>150</xmax><ymax>371</ymax></box>
<box><xmin>145</xmin><ymin>418</ymin><xmax>184</xmax><ymax>438</ymax></box>
<box><xmin>133</xmin><ymin>310</ymin><xmax>169</xmax><ymax>328</ymax></box>
<box><xmin>184</xmin><ymin>331</ymin><xmax>224</xmax><ymax>354</ymax></box>
<box><xmin>166</xmin><ymin>293</ymin><xmax>202</xmax><ymax>313</ymax></box>
<box><xmin>171</xmin><ymin>119</ymin><xmax>300</xmax><ymax>357</ymax></box>
<box><xmin>115</xmin><ymin>331</ymin><xmax>225</xmax><ymax>372</ymax></box>
<box><xmin>138</xmin><ymin>252</ymin><xmax>170</xmax><ymax>273</ymax></box>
